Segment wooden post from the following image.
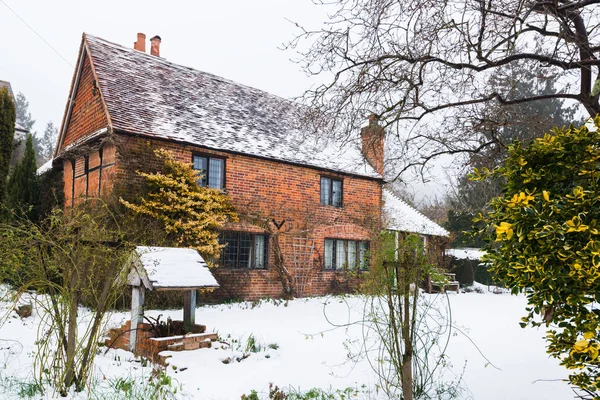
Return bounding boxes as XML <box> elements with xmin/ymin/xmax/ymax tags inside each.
<box><xmin>183</xmin><ymin>290</ymin><xmax>196</xmax><ymax>332</ymax></box>
<box><xmin>129</xmin><ymin>285</ymin><xmax>145</xmax><ymax>352</ymax></box>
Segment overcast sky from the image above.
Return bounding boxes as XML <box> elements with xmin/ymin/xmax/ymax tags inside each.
<box><xmin>0</xmin><ymin>0</ymin><xmax>330</xmax><ymax>130</ymax></box>
<box><xmin>0</xmin><ymin>0</ymin><xmax>449</xmax><ymax>201</ymax></box>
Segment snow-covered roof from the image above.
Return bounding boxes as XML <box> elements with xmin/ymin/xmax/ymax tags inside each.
<box><xmin>383</xmin><ymin>189</ymin><xmax>450</xmax><ymax>237</ymax></box>
<box><xmin>128</xmin><ymin>246</ymin><xmax>219</xmax><ymax>290</ymax></box>
<box><xmin>81</xmin><ymin>34</ymin><xmax>381</xmax><ymax>180</ymax></box>
<box><xmin>37</xmin><ymin>158</ymin><xmax>53</xmax><ymax>176</ymax></box>
<box><xmin>445</xmin><ymin>248</ymin><xmax>485</xmax><ymax>260</ymax></box>
<box><xmin>14</xmin><ymin>123</ymin><xmax>27</xmax><ymax>134</ymax></box>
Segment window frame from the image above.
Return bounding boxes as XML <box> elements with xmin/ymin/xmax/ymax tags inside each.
<box><xmin>320</xmin><ymin>176</ymin><xmax>343</xmax><ymax>207</ymax></box>
<box><xmin>219</xmin><ymin>231</ymin><xmax>269</xmax><ymax>270</ymax></box>
<box><xmin>323</xmin><ymin>238</ymin><xmax>370</xmax><ymax>271</ymax></box>
<box><xmin>192</xmin><ymin>153</ymin><xmax>226</xmax><ymax>190</ymax></box>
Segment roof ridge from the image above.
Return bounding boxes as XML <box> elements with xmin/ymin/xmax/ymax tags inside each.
<box><xmin>383</xmin><ymin>188</ymin><xmax>450</xmax><ymax>236</ymax></box>
<box><xmin>77</xmin><ymin>33</ymin><xmax>381</xmax><ymax>179</ymax></box>
<box><xmin>84</xmin><ymin>33</ymin><xmax>300</xmax><ymax>109</ymax></box>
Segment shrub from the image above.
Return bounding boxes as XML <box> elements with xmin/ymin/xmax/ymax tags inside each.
<box><xmin>448</xmin><ymin>257</ymin><xmax>476</xmax><ymax>286</ymax></box>
<box><xmin>474</xmin><ymin>116</ymin><xmax>600</xmax><ymax>394</ymax></box>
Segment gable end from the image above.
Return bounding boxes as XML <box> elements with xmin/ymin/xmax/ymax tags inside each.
<box><xmin>55</xmin><ymin>38</ymin><xmax>111</xmax><ymax>156</ymax></box>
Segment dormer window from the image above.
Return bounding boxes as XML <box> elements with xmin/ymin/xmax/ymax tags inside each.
<box><xmin>193</xmin><ymin>155</ymin><xmax>225</xmax><ymax>189</ymax></box>
<box><xmin>320</xmin><ymin>176</ymin><xmax>343</xmax><ymax>207</ymax></box>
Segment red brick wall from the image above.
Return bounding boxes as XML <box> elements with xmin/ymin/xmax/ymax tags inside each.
<box><xmin>113</xmin><ymin>135</ymin><xmax>382</xmax><ymax>300</ymax></box>
<box><xmin>62</xmin><ymin>131</ymin><xmax>382</xmax><ymax>299</ymax></box>
<box><xmin>59</xmin><ymin>54</ymin><xmax>108</xmax><ymax>151</ymax></box>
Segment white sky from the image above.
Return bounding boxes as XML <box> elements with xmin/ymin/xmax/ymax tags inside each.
<box><xmin>0</xmin><ymin>0</ymin><xmax>446</xmax><ymax>201</ymax></box>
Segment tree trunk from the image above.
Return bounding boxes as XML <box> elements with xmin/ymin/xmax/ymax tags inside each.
<box><xmin>64</xmin><ymin>293</ymin><xmax>78</xmax><ymax>389</ymax></box>
<box><xmin>402</xmin><ymin>355</ymin><xmax>413</xmax><ymax>400</ymax></box>
<box><xmin>64</xmin><ymin>265</ymin><xmax>80</xmax><ymax>391</ymax></box>
<box><xmin>402</xmin><ymin>287</ymin><xmax>413</xmax><ymax>400</ymax></box>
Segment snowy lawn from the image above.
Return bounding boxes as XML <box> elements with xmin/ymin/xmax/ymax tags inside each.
<box><xmin>0</xmin><ymin>286</ymin><xmax>576</xmax><ymax>399</ymax></box>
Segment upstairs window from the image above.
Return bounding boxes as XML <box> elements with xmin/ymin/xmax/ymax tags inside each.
<box><xmin>220</xmin><ymin>231</ymin><xmax>268</xmax><ymax>269</ymax></box>
<box><xmin>324</xmin><ymin>239</ymin><xmax>369</xmax><ymax>270</ymax></box>
<box><xmin>320</xmin><ymin>177</ymin><xmax>343</xmax><ymax>207</ymax></box>
<box><xmin>193</xmin><ymin>155</ymin><xmax>225</xmax><ymax>189</ymax></box>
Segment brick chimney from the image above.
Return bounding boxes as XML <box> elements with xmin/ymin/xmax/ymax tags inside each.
<box><xmin>361</xmin><ymin>114</ymin><xmax>385</xmax><ymax>175</ymax></box>
<box><xmin>150</xmin><ymin>35</ymin><xmax>162</xmax><ymax>56</ymax></box>
<box><xmin>134</xmin><ymin>33</ymin><xmax>146</xmax><ymax>52</ymax></box>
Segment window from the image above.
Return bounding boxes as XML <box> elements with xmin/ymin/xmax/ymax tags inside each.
<box><xmin>320</xmin><ymin>177</ymin><xmax>343</xmax><ymax>207</ymax></box>
<box><xmin>220</xmin><ymin>232</ymin><xmax>268</xmax><ymax>269</ymax></box>
<box><xmin>324</xmin><ymin>239</ymin><xmax>369</xmax><ymax>270</ymax></box>
<box><xmin>192</xmin><ymin>155</ymin><xmax>225</xmax><ymax>189</ymax></box>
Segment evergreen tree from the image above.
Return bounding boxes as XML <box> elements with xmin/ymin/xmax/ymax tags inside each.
<box><xmin>7</xmin><ymin>135</ymin><xmax>40</xmax><ymax>220</ymax></box>
<box><xmin>0</xmin><ymin>87</ymin><xmax>16</xmax><ymax>207</ymax></box>
<box><xmin>37</xmin><ymin>121</ymin><xmax>58</xmax><ymax>164</ymax></box>
<box><xmin>450</xmin><ymin>64</ymin><xmax>579</xmax><ymax>213</ymax></box>
<box><xmin>445</xmin><ymin>64</ymin><xmax>579</xmax><ymax>247</ymax></box>
<box><xmin>14</xmin><ymin>92</ymin><xmax>35</xmax><ymax>132</ymax></box>
<box><xmin>11</xmin><ymin>92</ymin><xmax>36</xmax><ymax>168</ymax></box>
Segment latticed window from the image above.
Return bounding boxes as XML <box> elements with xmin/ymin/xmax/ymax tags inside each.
<box><xmin>324</xmin><ymin>239</ymin><xmax>369</xmax><ymax>270</ymax></box>
<box><xmin>220</xmin><ymin>232</ymin><xmax>268</xmax><ymax>269</ymax></box>
<box><xmin>320</xmin><ymin>177</ymin><xmax>343</xmax><ymax>207</ymax></box>
<box><xmin>192</xmin><ymin>155</ymin><xmax>225</xmax><ymax>189</ymax></box>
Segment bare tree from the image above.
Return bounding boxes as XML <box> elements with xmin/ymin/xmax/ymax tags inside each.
<box><xmin>288</xmin><ymin>0</ymin><xmax>599</xmax><ymax>179</ymax></box>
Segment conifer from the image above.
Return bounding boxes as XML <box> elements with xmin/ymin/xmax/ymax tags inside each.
<box><xmin>8</xmin><ymin>134</ymin><xmax>40</xmax><ymax>220</ymax></box>
<box><xmin>0</xmin><ymin>87</ymin><xmax>16</xmax><ymax>207</ymax></box>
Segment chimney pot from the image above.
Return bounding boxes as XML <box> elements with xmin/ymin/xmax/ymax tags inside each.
<box><xmin>150</xmin><ymin>35</ymin><xmax>162</xmax><ymax>57</ymax></box>
<box><xmin>134</xmin><ymin>32</ymin><xmax>146</xmax><ymax>52</ymax></box>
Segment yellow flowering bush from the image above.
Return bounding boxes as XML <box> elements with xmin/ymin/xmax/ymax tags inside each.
<box><xmin>121</xmin><ymin>149</ymin><xmax>237</xmax><ymax>262</ymax></box>
<box><xmin>474</xmin><ymin>116</ymin><xmax>600</xmax><ymax>393</ymax></box>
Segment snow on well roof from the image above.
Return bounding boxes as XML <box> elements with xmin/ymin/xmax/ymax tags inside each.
<box><xmin>84</xmin><ymin>34</ymin><xmax>381</xmax><ymax>180</ymax></box>
<box><xmin>130</xmin><ymin>246</ymin><xmax>219</xmax><ymax>290</ymax></box>
<box><xmin>383</xmin><ymin>189</ymin><xmax>450</xmax><ymax>237</ymax></box>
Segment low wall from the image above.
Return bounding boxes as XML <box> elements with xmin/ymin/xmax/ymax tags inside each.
<box><xmin>105</xmin><ymin>320</ymin><xmax>217</xmax><ymax>364</ymax></box>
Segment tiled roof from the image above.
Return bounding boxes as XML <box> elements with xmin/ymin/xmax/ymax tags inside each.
<box><xmin>84</xmin><ymin>34</ymin><xmax>381</xmax><ymax>180</ymax></box>
<box><xmin>383</xmin><ymin>189</ymin><xmax>449</xmax><ymax>237</ymax></box>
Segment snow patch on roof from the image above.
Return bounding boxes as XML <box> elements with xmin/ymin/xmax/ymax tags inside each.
<box><xmin>84</xmin><ymin>34</ymin><xmax>380</xmax><ymax>179</ymax></box>
<box><xmin>133</xmin><ymin>246</ymin><xmax>219</xmax><ymax>290</ymax></box>
<box><xmin>383</xmin><ymin>189</ymin><xmax>449</xmax><ymax>237</ymax></box>
<box><xmin>37</xmin><ymin>158</ymin><xmax>53</xmax><ymax>176</ymax></box>
<box><xmin>446</xmin><ymin>248</ymin><xmax>485</xmax><ymax>260</ymax></box>
<box><xmin>15</xmin><ymin>122</ymin><xmax>28</xmax><ymax>134</ymax></box>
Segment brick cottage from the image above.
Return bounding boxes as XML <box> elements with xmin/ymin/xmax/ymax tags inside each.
<box><xmin>50</xmin><ymin>33</ymin><xmax>448</xmax><ymax>300</ymax></box>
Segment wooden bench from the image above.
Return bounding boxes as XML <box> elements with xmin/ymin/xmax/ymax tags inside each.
<box><xmin>429</xmin><ymin>270</ymin><xmax>460</xmax><ymax>293</ymax></box>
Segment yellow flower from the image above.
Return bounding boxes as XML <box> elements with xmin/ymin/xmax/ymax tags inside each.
<box><xmin>573</xmin><ymin>186</ymin><xmax>585</xmax><ymax>199</ymax></box>
<box><xmin>543</xmin><ymin>191</ymin><xmax>550</xmax><ymax>202</ymax></box>
<box><xmin>496</xmin><ymin>222</ymin><xmax>514</xmax><ymax>241</ymax></box>
<box><xmin>507</xmin><ymin>192</ymin><xmax>535</xmax><ymax>207</ymax></box>
<box><xmin>590</xmin><ymin>344</ymin><xmax>599</xmax><ymax>360</ymax></box>
<box><xmin>584</xmin><ymin>331</ymin><xmax>595</xmax><ymax>340</ymax></box>
<box><xmin>574</xmin><ymin>339</ymin><xmax>589</xmax><ymax>352</ymax></box>
<box><xmin>566</xmin><ymin>216</ymin><xmax>589</xmax><ymax>233</ymax></box>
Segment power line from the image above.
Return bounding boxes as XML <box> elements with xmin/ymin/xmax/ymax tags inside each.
<box><xmin>0</xmin><ymin>0</ymin><xmax>73</xmax><ymax>68</ymax></box>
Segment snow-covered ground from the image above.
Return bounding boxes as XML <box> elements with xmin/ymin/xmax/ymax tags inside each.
<box><xmin>0</xmin><ymin>285</ymin><xmax>574</xmax><ymax>399</ymax></box>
